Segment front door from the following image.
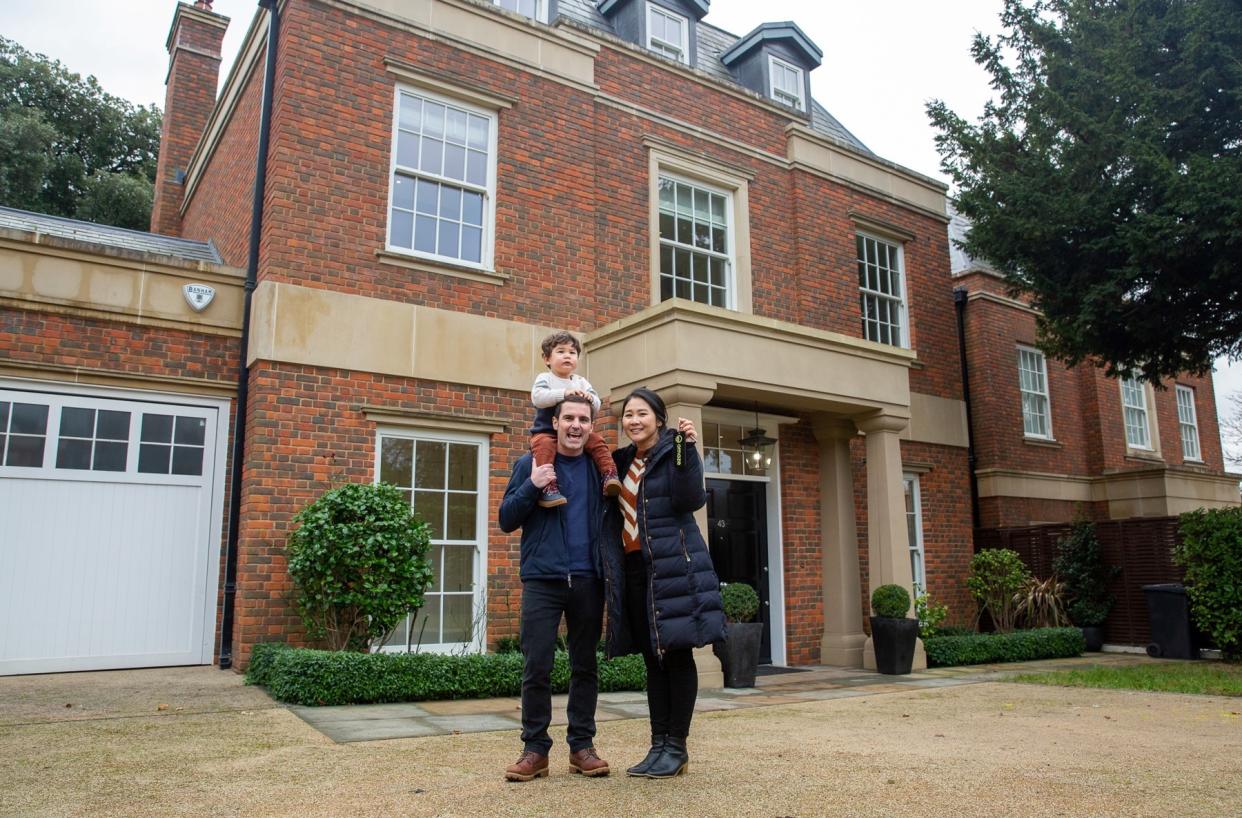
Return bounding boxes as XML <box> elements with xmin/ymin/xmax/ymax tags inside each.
<box><xmin>706</xmin><ymin>479</ymin><xmax>771</xmax><ymax>664</ymax></box>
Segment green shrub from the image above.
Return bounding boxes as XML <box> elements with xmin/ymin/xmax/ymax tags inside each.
<box><xmin>248</xmin><ymin>647</ymin><xmax>647</xmax><ymax>706</ymax></box>
<box><xmin>967</xmin><ymin>549</ymin><xmax>1031</xmax><ymax>632</ymax></box>
<box><xmin>1176</xmin><ymin>507</ymin><xmax>1242</xmax><ymax>660</ymax></box>
<box><xmin>935</xmin><ymin>624</ymin><xmax>976</xmax><ymax>638</ymax></box>
<box><xmin>871</xmin><ymin>584</ymin><xmax>911</xmax><ymax>618</ymax></box>
<box><xmin>914</xmin><ymin>589</ymin><xmax>948</xmax><ymax>639</ymax></box>
<box><xmin>243</xmin><ymin>642</ymin><xmax>292</xmax><ymax>687</ymax></box>
<box><xmin>1052</xmin><ymin>521</ymin><xmax>1119</xmax><ymax>627</ymax></box>
<box><xmin>721</xmin><ymin>582</ymin><xmax>760</xmax><ymax>623</ymax></box>
<box><xmin>286</xmin><ymin>482</ymin><xmax>433</xmax><ymax>651</ymax></box>
<box><xmin>923</xmin><ymin>627</ymin><xmax>1085</xmax><ymax>667</ymax></box>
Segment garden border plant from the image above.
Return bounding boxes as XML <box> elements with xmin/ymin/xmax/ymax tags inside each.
<box><xmin>1175</xmin><ymin>507</ymin><xmax>1242</xmax><ymax>660</ymax></box>
<box><xmin>923</xmin><ymin>627</ymin><xmax>1084</xmax><ymax>667</ymax></box>
<box><xmin>245</xmin><ymin>643</ymin><xmax>646</xmax><ymax>706</ymax></box>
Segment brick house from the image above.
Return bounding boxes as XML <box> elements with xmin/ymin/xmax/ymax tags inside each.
<box><xmin>1</xmin><ymin>0</ymin><xmax>1235</xmax><ymax>677</ymax></box>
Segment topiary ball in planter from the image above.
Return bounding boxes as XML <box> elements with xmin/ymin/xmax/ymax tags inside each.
<box><xmin>871</xmin><ymin>584</ymin><xmax>911</xmax><ymax>619</ymax></box>
<box><xmin>870</xmin><ymin>584</ymin><xmax>917</xmax><ymax>675</ymax></box>
<box><xmin>719</xmin><ymin>582</ymin><xmax>762</xmax><ymax>688</ymax></box>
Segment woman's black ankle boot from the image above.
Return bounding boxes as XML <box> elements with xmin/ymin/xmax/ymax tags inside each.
<box><xmin>626</xmin><ymin>735</ymin><xmax>666</xmax><ymax>776</ymax></box>
<box><xmin>644</xmin><ymin>736</ymin><xmax>688</xmax><ymax>778</ymax></box>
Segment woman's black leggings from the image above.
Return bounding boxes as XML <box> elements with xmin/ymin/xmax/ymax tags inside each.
<box><xmin>624</xmin><ymin>550</ymin><xmax>697</xmax><ymax>739</ymax></box>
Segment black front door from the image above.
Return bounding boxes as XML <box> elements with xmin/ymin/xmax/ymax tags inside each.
<box><xmin>706</xmin><ymin>479</ymin><xmax>771</xmax><ymax>664</ymax></box>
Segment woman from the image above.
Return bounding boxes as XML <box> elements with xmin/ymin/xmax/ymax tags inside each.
<box><xmin>602</xmin><ymin>387</ymin><xmax>726</xmax><ymax>778</ymax></box>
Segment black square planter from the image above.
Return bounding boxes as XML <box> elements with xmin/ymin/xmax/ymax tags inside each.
<box><xmin>869</xmin><ymin>616</ymin><xmax>919</xmax><ymax>675</ymax></box>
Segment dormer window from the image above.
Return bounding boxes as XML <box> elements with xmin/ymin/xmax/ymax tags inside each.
<box><xmin>494</xmin><ymin>0</ymin><xmax>544</xmax><ymax>23</ymax></box>
<box><xmin>768</xmin><ymin>55</ymin><xmax>804</xmax><ymax>111</ymax></box>
<box><xmin>646</xmin><ymin>3</ymin><xmax>689</xmax><ymax>64</ymax></box>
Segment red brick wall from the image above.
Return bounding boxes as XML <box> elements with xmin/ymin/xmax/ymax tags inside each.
<box><xmin>958</xmin><ymin>272</ymin><xmax>1230</xmax><ymax>528</ymax></box>
<box><xmin>230</xmin><ymin>361</ymin><xmax>623</xmax><ymax>663</ymax></box>
<box><xmin>776</xmin><ymin>421</ymin><xmax>822</xmax><ymax>666</ymax></box>
<box><xmin>777</xmin><ymin>422</ymin><xmax>972</xmax><ymax>663</ymax></box>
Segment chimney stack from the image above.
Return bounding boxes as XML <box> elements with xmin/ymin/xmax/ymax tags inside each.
<box><xmin>150</xmin><ymin>1</ymin><xmax>230</xmax><ymax>236</ymax></box>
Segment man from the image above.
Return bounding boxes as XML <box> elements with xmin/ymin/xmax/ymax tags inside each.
<box><xmin>498</xmin><ymin>394</ymin><xmax>610</xmax><ymax>781</ymax></box>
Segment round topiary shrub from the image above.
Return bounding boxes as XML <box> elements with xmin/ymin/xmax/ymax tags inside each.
<box><xmin>721</xmin><ymin>582</ymin><xmax>760</xmax><ymax>623</ymax></box>
<box><xmin>871</xmin><ymin>583</ymin><xmax>911</xmax><ymax>619</ymax></box>
<box><xmin>286</xmin><ymin>482</ymin><xmax>433</xmax><ymax>651</ymax></box>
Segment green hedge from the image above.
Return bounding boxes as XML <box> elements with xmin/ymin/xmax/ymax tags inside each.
<box><xmin>245</xmin><ymin>643</ymin><xmax>647</xmax><ymax>706</ymax></box>
<box><xmin>924</xmin><ymin>627</ymin><xmax>1085</xmax><ymax>667</ymax></box>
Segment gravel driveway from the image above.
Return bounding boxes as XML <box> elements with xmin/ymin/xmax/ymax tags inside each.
<box><xmin>1</xmin><ymin>664</ymin><xmax>1239</xmax><ymax>817</ymax></box>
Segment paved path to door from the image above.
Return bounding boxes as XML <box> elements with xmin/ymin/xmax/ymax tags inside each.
<box><xmin>289</xmin><ymin>652</ymin><xmax>1154</xmax><ymax>742</ymax></box>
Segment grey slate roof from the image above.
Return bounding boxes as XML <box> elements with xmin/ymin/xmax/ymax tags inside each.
<box><xmin>554</xmin><ymin>0</ymin><xmax>871</xmax><ymax>153</ymax></box>
<box><xmin>0</xmin><ymin>206</ymin><xmax>222</xmax><ymax>265</ymax></box>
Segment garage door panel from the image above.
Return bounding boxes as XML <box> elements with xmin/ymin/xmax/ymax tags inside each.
<box><xmin>0</xmin><ymin>385</ymin><xmax>222</xmax><ymax>676</ymax></box>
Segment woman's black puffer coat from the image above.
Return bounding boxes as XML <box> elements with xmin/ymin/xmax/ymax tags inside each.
<box><xmin>602</xmin><ymin>427</ymin><xmax>726</xmax><ymax>659</ymax></box>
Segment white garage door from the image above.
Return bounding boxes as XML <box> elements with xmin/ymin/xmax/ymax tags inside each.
<box><xmin>0</xmin><ymin>384</ymin><xmax>226</xmax><ymax>675</ymax></box>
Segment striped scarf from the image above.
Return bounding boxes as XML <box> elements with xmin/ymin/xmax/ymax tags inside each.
<box><xmin>619</xmin><ymin>455</ymin><xmax>647</xmax><ymax>554</ymax></box>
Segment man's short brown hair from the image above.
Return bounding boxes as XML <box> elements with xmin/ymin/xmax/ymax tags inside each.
<box><xmin>541</xmin><ymin>330</ymin><xmax>581</xmax><ymax>359</ymax></box>
<box><xmin>554</xmin><ymin>393</ymin><xmax>594</xmax><ymax>420</ymax></box>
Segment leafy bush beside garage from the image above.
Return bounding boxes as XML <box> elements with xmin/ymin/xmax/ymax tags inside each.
<box><xmin>245</xmin><ymin>643</ymin><xmax>646</xmax><ymax>706</ymax></box>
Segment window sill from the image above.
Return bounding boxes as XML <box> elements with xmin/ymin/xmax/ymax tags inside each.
<box><xmin>1124</xmin><ymin>450</ymin><xmax>1164</xmax><ymax>464</ymax></box>
<box><xmin>1023</xmin><ymin>437</ymin><xmax>1062</xmax><ymax>449</ymax></box>
<box><xmin>376</xmin><ymin>250</ymin><xmax>509</xmax><ymax>286</ymax></box>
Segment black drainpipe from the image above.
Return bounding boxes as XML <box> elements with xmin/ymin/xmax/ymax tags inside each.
<box><xmin>954</xmin><ymin>287</ymin><xmax>981</xmax><ymax>530</ymax></box>
<box><xmin>220</xmin><ymin>0</ymin><xmax>280</xmax><ymax>670</ymax></box>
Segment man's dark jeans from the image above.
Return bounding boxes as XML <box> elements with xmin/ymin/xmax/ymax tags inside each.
<box><xmin>519</xmin><ymin>576</ymin><xmax>604</xmax><ymax>756</ymax></box>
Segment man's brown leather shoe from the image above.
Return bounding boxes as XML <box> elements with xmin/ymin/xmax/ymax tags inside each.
<box><xmin>505</xmin><ymin>751</ymin><xmax>549</xmax><ymax>782</ymax></box>
<box><xmin>568</xmin><ymin>747</ymin><xmax>610</xmax><ymax>777</ymax></box>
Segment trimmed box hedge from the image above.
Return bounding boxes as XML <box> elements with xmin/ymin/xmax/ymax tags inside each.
<box><xmin>924</xmin><ymin>627</ymin><xmax>1085</xmax><ymax>667</ymax></box>
<box><xmin>245</xmin><ymin>643</ymin><xmax>647</xmax><ymax>706</ymax></box>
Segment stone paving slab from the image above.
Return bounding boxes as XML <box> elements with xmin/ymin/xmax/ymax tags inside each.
<box><xmin>311</xmin><ymin>717</ymin><xmax>444</xmax><ymax>743</ymax></box>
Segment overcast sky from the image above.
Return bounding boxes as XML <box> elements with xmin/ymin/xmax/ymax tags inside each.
<box><xmin>5</xmin><ymin>0</ymin><xmax>1239</xmax><ymax>462</ymax></box>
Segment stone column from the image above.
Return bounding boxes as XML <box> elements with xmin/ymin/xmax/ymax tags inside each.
<box><xmin>655</xmin><ymin>384</ymin><xmax>723</xmax><ymax>688</ymax></box>
<box><xmin>810</xmin><ymin>417</ymin><xmax>866</xmax><ymax>667</ymax></box>
<box><xmin>856</xmin><ymin>412</ymin><xmax>926</xmax><ymax>671</ymax></box>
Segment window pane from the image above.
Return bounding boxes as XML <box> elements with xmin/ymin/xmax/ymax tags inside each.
<box><xmin>466</xmin><ymin>114</ymin><xmax>489</xmax><ymax>149</ymax></box>
<box><xmin>56</xmin><ymin>438</ymin><xmax>91</xmax><ymax>470</ymax></box>
<box><xmin>0</xmin><ymin>401</ymin><xmax>9</xmax><ymax>431</ymax></box>
<box><xmin>437</xmin><ymin>221</ymin><xmax>460</xmax><ymax>257</ymax></box>
<box><xmin>94</xmin><ymin>441</ymin><xmax>128</xmax><ymax>472</ymax></box>
<box><xmin>461</xmin><ymin>227</ymin><xmax>482</xmax><ymax>263</ymax></box>
<box><xmin>396</xmin><ymin>131</ymin><xmax>419</xmax><ymax>168</ymax></box>
<box><xmin>447</xmin><ymin>493</ymin><xmax>476</xmax><ymax>540</ymax></box>
<box><xmin>659</xmin><ymin>211</ymin><xmax>674</xmax><ymax>240</ymax></box>
<box><xmin>660</xmin><ymin>275</ymin><xmax>673</xmax><ymax>301</ymax></box>
<box><xmin>442</xmin><ymin>545</ymin><xmax>474</xmax><ymax>592</ymax></box>
<box><xmin>416</xmin><ymin>441</ymin><xmax>447</xmax><ymax>488</ymax></box>
<box><xmin>141</xmin><ymin>413</ymin><xmax>174</xmax><ymax>443</ymax></box>
<box><xmin>381</xmin><ymin>438</ymin><xmax>414</xmax><ymax>487</ymax></box>
<box><xmin>415</xmin><ymin>179</ymin><xmax>439</xmax><ymax>214</ymax></box>
<box><xmin>465</xmin><ymin>150</ymin><xmax>487</xmax><ymax>186</ymax></box>
<box><xmin>414</xmin><ymin>600</ymin><xmax>441</xmax><ymax>645</ymax></box>
<box><xmin>675</xmin><ymin>277</ymin><xmax>691</xmax><ymax>300</ymax></box>
<box><xmin>441</xmin><ymin>594</ymin><xmax>472</xmax><ymax>643</ymax></box>
<box><xmin>692</xmin><ymin>253</ymin><xmax>708</xmax><ymax>283</ymax></box>
<box><xmin>413</xmin><ymin>491</ymin><xmax>445</xmax><ymax>539</ymax></box>
<box><xmin>462</xmin><ymin>191</ymin><xmax>483</xmax><ymax>225</ymax></box>
<box><xmin>60</xmin><ymin>407</ymin><xmax>94</xmax><ymax>438</ymax></box>
<box><xmin>399</xmin><ymin>95</ymin><xmax>422</xmax><ymax>131</ymax></box>
<box><xmin>443</xmin><ymin>143</ymin><xmax>466</xmax><ymax>181</ymax></box>
<box><xmin>426</xmin><ymin>545</ymin><xmax>444</xmax><ymax>592</ymax></box>
<box><xmin>391</xmin><ymin>211</ymin><xmax>414</xmax><ymax>248</ymax></box>
<box><xmin>448</xmin><ymin>443</ymin><xmax>477</xmax><ymax>490</ymax></box>
<box><xmin>174</xmin><ymin>416</ymin><xmax>205</xmax><ymax>446</ymax></box>
<box><xmin>11</xmin><ymin>403</ymin><xmax>48</xmax><ymax>435</ymax></box>
<box><xmin>138</xmin><ymin>443</ymin><xmax>172</xmax><ymax>474</ymax></box>
<box><xmin>171</xmin><ymin>445</ymin><xmax>203</xmax><ymax>476</ymax></box>
<box><xmin>7</xmin><ymin>435</ymin><xmax>45</xmax><ymax>467</ymax></box>
<box><xmin>420</xmin><ymin>137</ymin><xmax>443</xmax><ymax>175</ymax></box>
<box><xmin>414</xmin><ymin>215</ymin><xmax>437</xmax><ymax>253</ymax></box>
<box><xmin>382</xmin><ymin>613</ymin><xmax>409</xmax><ymax>648</ymax></box>
<box><xmin>446</xmin><ymin>108</ymin><xmax>467</xmax><ymax>144</ymax></box>
<box><xmin>424</xmin><ymin>103</ymin><xmax>445</xmax><ymax>138</ymax></box>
